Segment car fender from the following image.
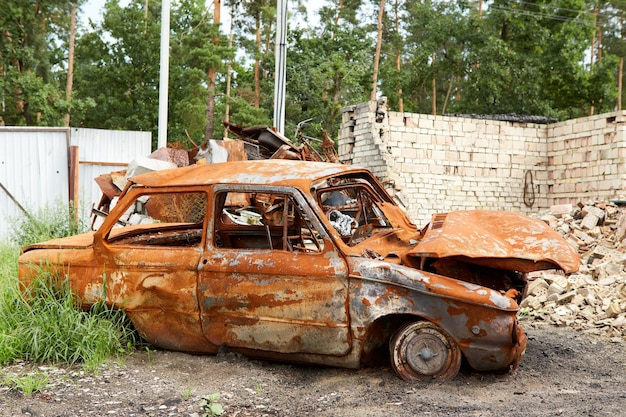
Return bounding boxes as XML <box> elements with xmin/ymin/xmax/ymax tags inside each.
<box><xmin>347</xmin><ymin>257</ymin><xmax>523</xmax><ymax>370</ymax></box>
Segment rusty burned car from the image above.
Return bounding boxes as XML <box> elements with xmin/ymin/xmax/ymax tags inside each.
<box><xmin>18</xmin><ymin>160</ymin><xmax>580</xmax><ymax>381</ymax></box>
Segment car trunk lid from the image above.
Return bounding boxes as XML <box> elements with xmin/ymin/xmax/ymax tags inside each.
<box><xmin>20</xmin><ymin>232</ymin><xmax>95</xmax><ymax>253</ymax></box>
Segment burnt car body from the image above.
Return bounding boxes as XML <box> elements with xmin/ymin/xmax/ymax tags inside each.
<box><xmin>18</xmin><ymin>160</ymin><xmax>579</xmax><ymax>380</ymax></box>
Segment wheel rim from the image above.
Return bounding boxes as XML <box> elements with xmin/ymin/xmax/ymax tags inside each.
<box><xmin>390</xmin><ymin>322</ymin><xmax>462</xmax><ymax>381</ymax></box>
<box><xmin>405</xmin><ymin>331</ymin><xmax>449</xmax><ymax>376</ymax></box>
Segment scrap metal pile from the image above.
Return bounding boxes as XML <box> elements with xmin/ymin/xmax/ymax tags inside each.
<box><xmin>526</xmin><ymin>201</ymin><xmax>626</xmax><ymax>338</ymax></box>
<box><xmin>92</xmin><ymin>122</ymin><xmax>338</xmax><ymax>224</ymax></box>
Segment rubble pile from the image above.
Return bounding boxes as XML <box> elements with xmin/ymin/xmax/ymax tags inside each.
<box><xmin>524</xmin><ymin>201</ymin><xmax>626</xmax><ymax>338</ymax></box>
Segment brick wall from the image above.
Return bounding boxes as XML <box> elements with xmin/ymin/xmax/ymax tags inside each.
<box><xmin>547</xmin><ymin>114</ymin><xmax>626</xmax><ymax>205</ymax></box>
<box><xmin>338</xmin><ymin>98</ymin><xmax>626</xmax><ymax>225</ymax></box>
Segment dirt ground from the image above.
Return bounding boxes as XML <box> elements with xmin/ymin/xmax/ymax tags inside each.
<box><xmin>1</xmin><ymin>319</ymin><xmax>625</xmax><ymax>417</ymax></box>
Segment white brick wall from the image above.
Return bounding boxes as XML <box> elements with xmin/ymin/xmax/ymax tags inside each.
<box><xmin>339</xmin><ymin>99</ymin><xmax>626</xmax><ymax>225</ymax></box>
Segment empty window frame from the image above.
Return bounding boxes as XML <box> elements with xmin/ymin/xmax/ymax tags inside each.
<box><xmin>106</xmin><ymin>191</ymin><xmax>207</xmax><ymax>247</ymax></box>
<box><xmin>214</xmin><ymin>190</ymin><xmax>324</xmax><ymax>252</ymax></box>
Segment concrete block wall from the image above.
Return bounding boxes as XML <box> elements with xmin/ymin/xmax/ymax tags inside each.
<box><xmin>338</xmin><ymin>99</ymin><xmax>626</xmax><ymax>225</ymax></box>
<box><xmin>338</xmin><ymin>99</ymin><xmax>391</xmax><ymax>181</ymax></box>
<box><xmin>546</xmin><ymin>113</ymin><xmax>626</xmax><ymax>205</ymax></box>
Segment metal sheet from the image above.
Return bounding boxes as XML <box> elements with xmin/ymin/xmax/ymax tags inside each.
<box><xmin>70</xmin><ymin>127</ymin><xmax>151</xmax><ymax>226</ymax></box>
<box><xmin>409</xmin><ymin>210</ymin><xmax>580</xmax><ymax>273</ymax></box>
<box><xmin>0</xmin><ymin>127</ymin><xmax>69</xmax><ymax>239</ymax></box>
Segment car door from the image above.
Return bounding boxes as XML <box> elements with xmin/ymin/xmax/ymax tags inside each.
<box><xmin>198</xmin><ymin>185</ymin><xmax>351</xmax><ymax>356</ymax></box>
<box><xmin>94</xmin><ymin>187</ymin><xmax>211</xmax><ymax>353</ymax></box>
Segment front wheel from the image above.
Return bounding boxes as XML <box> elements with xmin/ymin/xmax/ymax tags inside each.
<box><xmin>390</xmin><ymin>321</ymin><xmax>462</xmax><ymax>381</ymax></box>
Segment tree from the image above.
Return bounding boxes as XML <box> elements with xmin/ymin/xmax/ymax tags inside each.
<box><xmin>371</xmin><ymin>0</ymin><xmax>386</xmax><ymax>100</ymax></box>
<box><xmin>399</xmin><ymin>1</ymin><xmax>470</xmax><ymax>115</ymax></box>
<box><xmin>64</xmin><ymin>2</ymin><xmax>78</xmax><ymax>126</ymax></box>
<box><xmin>418</xmin><ymin>0</ymin><xmax>617</xmax><ymax>119</ymax></box>
<box><xmin>205</xmin><ymin>0</ymin><xmax>221</xmax><ymax>140</ymax></box>
<box><xmin>602</xmin><ymin>1</ymin><xmax>626</xmax><ymax>110</ymax></box>
<box><xmin>73</xmin><ymin>0</ymin><xmax>162</xmax><ymax>143</ymax></box>
<box><xmin>170</xmin><ymin>0</ymin><xmax>229</xmax><ymax>142</ymax></box>
<box><xmin>11</xmin><ymin>0</ymin><xmax>622</xmax><ymax>147</ymax></box>
<box><xmin>0</xmin><ymin>0</ymin><xmax>79</xmax><ymax>125</ymax></box>
<box><xmin>285</xmin><ymin>0</ymin><xmax>371</xmax><ymax>137</ymax></box>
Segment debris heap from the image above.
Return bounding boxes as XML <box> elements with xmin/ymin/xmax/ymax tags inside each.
<box><xmin>524</xmin><ymin>201</ymin><xmax>626</xmax><ymax>338</ymax></box>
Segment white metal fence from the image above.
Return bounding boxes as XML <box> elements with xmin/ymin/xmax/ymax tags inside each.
<box><xmin>0</xmin><ymin>127</ymin><xmax>151</xmax><ymax>241</ymax></box>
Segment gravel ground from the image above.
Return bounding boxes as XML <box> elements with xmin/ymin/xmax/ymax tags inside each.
<box><xmin>1</xmin><ymin>320</ymin><xmax>625</xmax><ymax>417</ymax></box>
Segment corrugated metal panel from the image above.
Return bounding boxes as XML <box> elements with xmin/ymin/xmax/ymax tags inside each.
<box><xmin>0</xmin><ymin>127</ymin><xmax>151</xmax><ymax>241</ymax></box>
<box><xmin>70</xmin><ymin>128</ymin><xmax>152</xmax><ymax>227</ymax></box>
<box><xmin>0</xmin><ymin>127</ymin><xmax>70</xmax><ymax>240</ymax></box>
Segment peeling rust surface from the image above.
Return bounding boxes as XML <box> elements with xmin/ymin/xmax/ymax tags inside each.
<box><xmin>410</xmin><ymin>210</ymin><xmax>580</xmax><ymax>273</ymax></box>
<box><xmin>18</xmin><ymin>160</ymin><xmax>578</xmax><ymax>381</ymax></box>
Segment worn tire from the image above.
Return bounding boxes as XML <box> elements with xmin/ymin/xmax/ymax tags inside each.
<box><xmin>390</xmin><ymin>321</ymin><xmax>462</xmax><ymax>381</ymax></box>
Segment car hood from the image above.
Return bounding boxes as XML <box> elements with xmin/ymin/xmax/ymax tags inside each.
<box><xmin>408</xmin><ymin>210</ymin><xmax>580</xmax><ymax>273</ymax></box>
<box><xmin>21</xmin><ymin>232</ymin><xmax>95</xmax><ymax>253</ymax></box>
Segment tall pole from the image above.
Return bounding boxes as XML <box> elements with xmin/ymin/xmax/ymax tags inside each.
<box><xmin>273</xmin><ymin>0</ymin><xmax>287</xmax><ymax>134</ymax></box>
<box><xmin>157</xmin><ymin>0</ymin><xmax>171</xmax><ymax>149</ymax></box>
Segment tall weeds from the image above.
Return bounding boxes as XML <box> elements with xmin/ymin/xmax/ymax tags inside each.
<box><xmin>9</xmin><ymin>201</ymin><xmax>85</xmax><ymax>248</ymax></box>
<box><xmin>0</xmin><ymin>202</ymin><xmax>139</xmax><ymax>372</ymax></box>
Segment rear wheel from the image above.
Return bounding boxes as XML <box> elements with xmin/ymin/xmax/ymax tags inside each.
<box><xmin>390</xmin><ymin>321</ymin><xmax>461</xmax><ymax>381</ymax></box>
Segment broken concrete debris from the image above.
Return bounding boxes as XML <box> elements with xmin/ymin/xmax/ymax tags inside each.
<box><xmin>525</xmin><ymin>200</ymin><xmax>626</xmax><ymax>338</ymax></box>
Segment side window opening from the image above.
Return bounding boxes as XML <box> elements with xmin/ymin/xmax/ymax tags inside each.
<box><xmin>215</xmin><ymin>191</ymin><xmax>324</xmax><ymax>253</ymax></box>
<box><xmin>106</xmin><ymin>191</ymin><xmax>207</xmax><ymax>247</ymax></box>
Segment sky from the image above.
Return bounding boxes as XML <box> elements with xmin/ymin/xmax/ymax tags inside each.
<box><xmin>81</xmin><ymin>0</ymin><xmax>119</xmax><ymax>25</ymax></box>
<box><xmin>81</xmin><ymin>1</ymin><xmax>228</xmax><ymax>30</ymax></box>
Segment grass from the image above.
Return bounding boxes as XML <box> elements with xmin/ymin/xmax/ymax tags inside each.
<box><xmin>1</xmin><ymin>370</ymin><xmax>50</xmax><ymax>395</ymax></box>
<box><xmin>0</xmin><ymin>202</ymin><xmax>140</xmax><ymax>394</ymax></box>
<box><xmin>8</xmin><ymin>201</ymin><xmax>84</xmax><ymax>248</ymax></box>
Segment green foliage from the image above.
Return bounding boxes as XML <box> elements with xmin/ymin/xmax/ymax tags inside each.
<box><xmin>9</xmin><ymin>201</ymin><xmax>86</xmax><ymax>248</ymax></box>
<box><xmin>0</xmin><ymin>1</ymin><xmax>72</xmax><ymax>125</ymax></box>
<box><xmin>0</xmin><ymin>370</ymin><xmax>50</xmax><ymax>395</ymax></box>
<box><xmin>199</xmin><ymin>393</ymin><xmax>224</xmax><ymax>417</ymax></box>
<box><xmin>73</xmin><ymin>0</ymin><xmax>162</xmax><ymax>145</ymax></box>
<box><xmin>0</xmin><ymin>244</ymin><xmax>19</xmax><ymax>284</ymax></box>
<box><xmin>0</xmin><ymin>203</ymin><xmax>139</xmax><ymax>371</ymax></box>
<box><xmin>0</xmin><ymin>265</ymin><xmax>139</xmax><ymax>370</ymax></box>
<box><xmin>285</xmin><ymin>12</ymin><xmax>371</xmax><ymax>137</ymax></box>
<box><xmin>181</xmin><ymin>386</ymin><xmax>194</xmax><ymax>400</ymax></box>
<box><xmin>3</xmin><ymin>0</ymin><xmax>625</xmax><ymax>142</ymax></box>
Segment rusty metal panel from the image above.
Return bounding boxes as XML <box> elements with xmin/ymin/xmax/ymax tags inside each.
<box><xmin>409</xmin><ymin>210</ymin><xmax>580</xmax><ymax>273</ymax></box>
<box><xmin>0</xmin><ymin>127</ymin><xmax>70</xmax><ymax>240</ymax></box>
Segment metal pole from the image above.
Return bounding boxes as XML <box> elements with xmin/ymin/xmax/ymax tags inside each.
<box><xmin>157</xmin><ymin>0</ymin><xmax>171</xmax><ymax>149</ymax></box>
<box><xmin>273</xmin><ymin>0</ymin><xmax>287</xmax><ymax>135</ymax></box>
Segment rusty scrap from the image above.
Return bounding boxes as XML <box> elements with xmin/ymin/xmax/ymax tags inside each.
<box><xmin>19</xmin><ymin>160</ymin><xmax>579</xmax><ymax>381</ymax></box>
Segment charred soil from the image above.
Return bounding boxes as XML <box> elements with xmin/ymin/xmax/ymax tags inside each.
<box><xmin>1</xmin><ymin>322</ymin><xmax>625</xmax><ymax>417</ymax></box>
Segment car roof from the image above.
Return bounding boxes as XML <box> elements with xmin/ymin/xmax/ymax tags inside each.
<box><xmin>128</xmin><ymin>159</ymin><xmax>367</xmax><ymax>188</ymax></box>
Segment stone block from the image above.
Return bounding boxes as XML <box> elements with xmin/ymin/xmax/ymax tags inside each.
<box><xmin>554</xmin><ymin>305</ymin><xmax>572</xmax><ymax>316</ymax></box>
<box><xmin>580</xmin><ymin>213</ymin><xmax>600</xmax><ymax>229</ymax></box>
<box><xmin>550</xmin><ymin>203</ymin><xmax>573</xmax><ymax>217</ymax></box>
<box><xmin>557</xmin><ymin>290</ymin><xmax>576</xmax><ymax>305</ymax></box>
<box><xmin>528</xmin><ymin>278</ymin><xmax>549</xmax><ymax>296</ymax></box>
<box><xmin>598</xmin><ymin>276</ymin><xmax>617</xmax><ymax>286</ymax></box>
<box><xmin>605</xmin><ymin>302</ymin><xmax>622</xmax><ymax>318</ymax></box>
<box><xmin>570</xmin><ymin>294</ymin><xmax>586</xmax><ymax>306</ymax></box>
<box><xmin>583</xmin><ymin>205</ymin><xmax>606</xmax><ymax>220</ymax></box>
